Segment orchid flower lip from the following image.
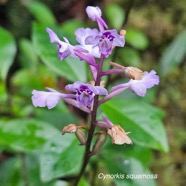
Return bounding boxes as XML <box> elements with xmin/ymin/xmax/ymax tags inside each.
<box><xmin>84</xmin><ymin>29</ymin><xmax>125</xmax><ymax>56</ymax></box>
<box><xmin>65</xmin><ymin>81</ymin><xmax>108</xmax><ymax>107</ymax></box>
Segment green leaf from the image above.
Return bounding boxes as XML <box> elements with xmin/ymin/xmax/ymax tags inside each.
<box><xmin>105</xmin><ymin>3</ymin><xmax>125</xmax><ymax>29</ymax></box>
<box><xmin>19</xmin><ymin>38</ymin><xmax>38</xmax><ymax>68</ymax></box>
<box><xmin>0</xmin><ymin>158</ymin><xmax>23</xmax><ymax>186</ymax></box>
<box><xmin>0</xmin><ymin>27</ymin><xmax>16</xmax><ymax>80</ymax></box>
<box><xmin>26</xmin><ymin>1</ymin><xmax>56</xmax><ymax>26</ymax></box>
<box><xmin>101</xmin><ymin>99</ymin><xmax>169</xmax><ymax>152</ymax></box>
<box><xmin>35</xmin><ymin>107</ymin><xmax>78</xmax><ymax>130</ymax></box>
<box><xmin>40</xmin><ymin>133</ymin><xmax>84</xmax><ymax>182</ymax></box>
<box><xmin>26</xmin><ymin>154</ymin><xmax>66</xmax><ymax>186</ymax></box>
<box><xmin>159</xmin><ymin>30</ymin><xmax>186</xmax><ymax>76</ymax></box>
<box><xmin>105</xmin><ymin>144</ymin><xmax>153</xmax><ymax>166</ymax></box>
<box><xmin>0</xmin><ymin>119</ymin><xmax>60</xmax><ymax>152</ymax></box>
<box><xmin>0</xmin><ymin>155</ymin><xmax>66</xmax><ymax>186</ymax></box>
<box><xmin>32</xmin><ymin>23</ymin><xmax>87</xmax><ymax>82</ymax></box>
<box><xmin>103</xmin><ymin>156</ymin><xmax>157</xmax><ymax>186</ymax></box>
<box><xmin>126</xmin><ymin>29</ymin><xmax>149</xmax><ymax>50</ymax></box>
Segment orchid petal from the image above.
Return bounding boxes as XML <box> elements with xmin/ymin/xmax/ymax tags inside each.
<box><xmin>32</xmin><ymin>90</ymin><xmax>63</xmax><ymax>109</ymax></box>
<box><xmin>129</xmin><ymin>81</ymin><xmax>147</xmax><ymax>97</ymax></box>
<box><xmin>46</xmin><ymin>27</ymin><xmax>61</xmax><ymax>43</ymax></box>
<box><xmin>143</xmin><ymin>70</ymin><xmax>160</xmax><ymax>88</ymax></box>
<box><xmin>92</xmin><ymin>86</ymin><xmax>108</xmax><ymax>95</ymax></box>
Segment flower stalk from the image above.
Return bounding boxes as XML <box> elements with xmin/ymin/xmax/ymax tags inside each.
<box><xmin>74</xmin><ymin>54</ymin><xmax>105</xmax><ymax>185</ymax></box>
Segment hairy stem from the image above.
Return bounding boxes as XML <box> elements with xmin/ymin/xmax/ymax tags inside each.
<box><xmin>74</xmin><ymin>55</ymin><xmax>105</xmax><ymax>185</ymax></box>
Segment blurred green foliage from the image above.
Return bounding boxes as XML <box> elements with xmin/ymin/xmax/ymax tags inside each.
<box><xmin>0</xmin><ymin>0</ymin><xmax>185</xmax><ymax>186</ymax></box>
<box><xmin>0</xmin><ymin>27</ymin><xmax>16</xmax><ymax>80</ymax></box>
<box><xmin>160</xmin><ymin>30</ymin><xmax>186</xmax><ymax>76</ymax></box>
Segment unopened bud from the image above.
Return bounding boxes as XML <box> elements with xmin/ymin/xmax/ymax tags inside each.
<box><xmin>92</xmin><ymin>133</ymin><xmax>107</xmax><ymax>155</ymax></box>
<box><xmin>75</xmin><ymin>129</ymin><xmax>86</xmax><ymax>145</ymax></box>
<box><xmin>120</xmin><ymin>29</ymin><xmax>126</xmax><ymax>37</ymax></box>
<box><xmin>124</xmin><ymin>67</ymin><xmax>144</xmax><ymax>80</ymax></box>
<box><xmin>62</xmin><ymin>124</ymin><xmax>77</xmax><ymax>135</ymax></box>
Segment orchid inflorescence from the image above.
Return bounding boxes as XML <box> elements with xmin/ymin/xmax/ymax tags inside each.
<box><xmin>32</xmin><ymin>6</ymin><xmax>159</xmax><ymax>150</ymax></box>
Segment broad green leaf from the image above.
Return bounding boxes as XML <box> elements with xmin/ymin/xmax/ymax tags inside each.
<box><xmin>0</xmin><ymin>119</ymin><xmax>60</xmax><ymax>152</ymax></box>
<box><xmin>0</xmin><ymin>155</ymin><xmax>65</xmax><ymax>186</ymax></box>
<box><xmin>26</xmin><ymin>1</ymin><xmax>56</xmax><ymax>26</ymax></box>
<box><xmin>0</xmin><ymin>27</ymin><xmax>16</xmax><ymax>80</ymax></box>
<box><xmin>105</xmin><ymin>3</ymin><xmax>125</xmax><ymax>29</ymax></box>
<box><xmin>40</xmin><ymin>133</ymin><xmax>84</xmax><ymax>182</ymax></box>
<box><xmin>117</xmin><ymin>47</ymin><xmax>141</xmax><ymax>66</ymax></box>
<box><xmin>104</xmin><ymin>144</ymin><xmax>153</xmax><ymax>166</ymax></box>
<box><xmin>126</xmin><ymin>29</ymin><xmax>149</xmax><ymax>50</ymax></box>
<box><xmin>32</xmin><ymin>23</ymin><xmax>87</xmax><ymax>82</ymax></box>
<box><xmin>19</xmin><ymin>38</ymin><xmax>38</xmax><ymax>68</ymax></box>
<box><xmin>103</xmin><ymin>155</ymin><xmax>157</xmax><ymax>186</ymax></box>
<box><xmin>101</xmin><ymin>99</ymin><xmax>168</xmax><ymax>152</ymax></box>
<box><xmin>160</xmin><ymin>30</ymin><xmax>186</xmax><ymax>76</ymax></box>
<box><xmin>0</xmin><ymin>158</ymin><xmax>23</xmax><ymax>186</ymax></box>
<box><xmin>26</xmin><ymin>154</ymin><xmax>67</xmax><ymax>186</ymax></box>
<box><xmin>35</xmin><ymin>108</ymin><xmax>78</xmax><ymax>130</ymax></box>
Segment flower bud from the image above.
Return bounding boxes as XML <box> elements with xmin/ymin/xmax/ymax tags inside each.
<box><xmin>62</xmin><ymin>124</ymin><xmax>77</xmax><ymax>135</ymax></box>
<box><xmin>75</xmin><ymin>129</ymin><xmax>86</xmax><ymax>145</ymax></box>
<box><xmin>124</xmin><ymin>67</ymin><xmax>144</xmax><ymax>80</ymax></box>
<box><xmin>92</xmin><ymin>133</ymin><xmax>107</xmax><ymax>155</ymax></box>
<box><xmin>120</xmin><ymin>29</ymin><xmax>126</xmax><ymax>37</ymax></box>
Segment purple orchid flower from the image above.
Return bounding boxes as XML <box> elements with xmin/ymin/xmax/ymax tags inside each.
<box><xmin>46</xmin><ymin>27</ymin><xmax>86</xmax><ymax>61</ymax></box>
<box><xmin>75</xmin><ymin>28</ymin><xmax>100</xmax><ymax>80</ymax></box>
<box><xmin>85</xmin><ymin>29</ymin><xmax>125</xmax><ymax>56</ymax></box>
<box><xmin>112</xmin><ymin>70</ymin><xmax>160</xmax><ymax>97</ymax></box>
<box><xmin>86</xmin><ymin>6</ymin><xmax>108</xmax><ymax>32</ymax></box>
<box><xmin>75</xmin><ymin>28</ymin><xmax>100</xmax><ymax>58</ymax></box>
<box><xmin>65</xmin><ymin>81</ymin><xmax>108</xmax><ymax>107</ymax></box>
<box><xmin>32</xmin><ymin>88</ymin><xmax>91</xmax><ymax>113</ymax></box>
